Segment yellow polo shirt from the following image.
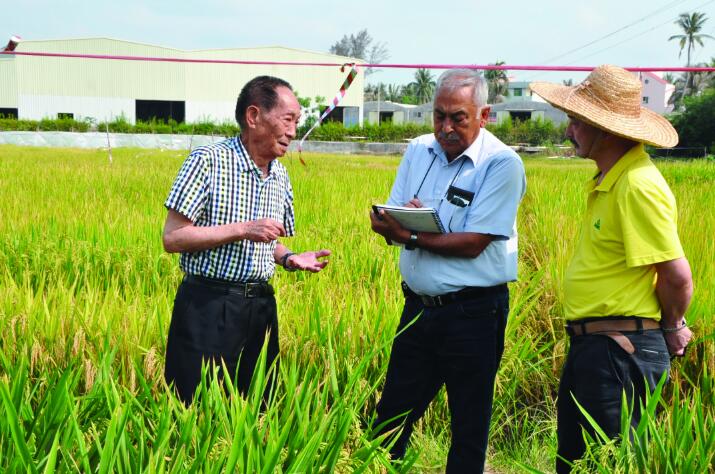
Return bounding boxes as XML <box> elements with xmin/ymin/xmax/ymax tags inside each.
<box><xmin>563</xmin><ymin>144</ymin><xmax>684</xmax><ymax>321</ymax></box>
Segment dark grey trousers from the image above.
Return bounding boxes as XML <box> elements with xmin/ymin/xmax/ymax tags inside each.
<box><xmin>556</xmin><ymin>329</ymin><xmax>670</xmax><ymax>473</ymax></box>
<box><xmin>164</xmin><ymin>276</ymin><xmax>279</xmax><ymax>405</ymax></box>
<box><xmin>374</xmin><ymin>287</ymin><xmax>509</xmax><ymax>474</ymax></box>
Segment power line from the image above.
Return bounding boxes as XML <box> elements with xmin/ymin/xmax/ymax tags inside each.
<box><xmin>565</xmin><ymin>0</ymin><xmax>715</xmax><ymax>65</ymax></box>
<box><xmin>538</xmin><ymin>0</ymin><xmax>692</xmax><ymax>65</ymax></box>
<box><xmin>522</xmin><ymin>0</ymin><xmax>715</xmax><ymax>82</ymax></box>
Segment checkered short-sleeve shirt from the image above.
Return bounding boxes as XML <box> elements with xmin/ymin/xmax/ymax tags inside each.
<box><xmin>165</xmin><ymin>136</ymin><xmax>295</xmax><ymax>282</ymax></box>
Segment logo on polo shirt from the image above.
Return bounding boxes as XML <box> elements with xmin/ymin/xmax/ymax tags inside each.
<box><xmin>594</xmin><ymin>218</ymin><xmax>601</xmax><ymax>230</ymax></box>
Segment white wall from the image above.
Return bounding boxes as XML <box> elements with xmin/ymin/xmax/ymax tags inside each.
<box><xmin>637</xmin><ymin>72</ymin><xmax>674</xmax><ymax>114</ymax></box>
<box><xmin>17</xmin><ymin>95</ymin><xmax>135</xmax><ymax>122</ymax></box>
<box><xmin>185</xmin><ymin>100</ymin><xmax>235</xmax><ymax>124</ymax></box>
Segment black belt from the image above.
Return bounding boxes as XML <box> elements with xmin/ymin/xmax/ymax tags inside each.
<box><xmin>184</xmin><ymin>274</ymin><xmax>273</xmax><ymax>298</ymax></box>
<box><xmin>401</xmin><ymin>281</ymin><xmax>507</xmax><ymax>308</ymax></box>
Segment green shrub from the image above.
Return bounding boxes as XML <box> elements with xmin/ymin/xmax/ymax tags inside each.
<box><xmin>486</xmin><ymin>117</ymin><xmax>567</xmax><ymax>146</ymax></box>
<box><xmin>669</xmin><ymin>88</ymin><xmax>715</xmax><ymax>150</ymax></box>
<box><xmin>0</xmin><ymin>117</ymin><xmax>38</xmax><ymax>131</ymax></box>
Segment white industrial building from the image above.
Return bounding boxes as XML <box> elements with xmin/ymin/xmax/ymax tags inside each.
<box><xmin>0</xmin><ymin>37</ymin><xmax>364</xmax><ymax>126</ymax></box>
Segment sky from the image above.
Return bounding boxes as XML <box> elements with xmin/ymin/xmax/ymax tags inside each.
<box><xmin>3</xmin><ymin>0</ymin><xmax>715</xmax><ymax>87</ymax></box>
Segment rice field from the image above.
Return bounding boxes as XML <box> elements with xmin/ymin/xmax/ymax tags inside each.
<box><xmin>0</xmin><ymin>144</ymin><xmax>713</xmax><ymax>473</ymax></box>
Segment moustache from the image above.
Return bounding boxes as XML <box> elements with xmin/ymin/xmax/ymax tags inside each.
<box><xmin>437</xmin><ymin>132</ymin><xmax>459</xmax><ymax>142</ymax></box>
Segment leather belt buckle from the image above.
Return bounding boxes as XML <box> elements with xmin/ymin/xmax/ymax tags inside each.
<box><xmin>243</xmin><ymin>283</ymin><xmax>262</xmax><ymax>298</ymax></box>
<box><xmin>420</xmin><ymin>294</ymin><xmax>445</xmax><ymax>307</ymax></box>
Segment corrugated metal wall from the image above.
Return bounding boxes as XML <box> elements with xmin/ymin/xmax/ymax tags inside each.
<box><xmin>9</xmin><ymin>38</ymin><xmax>363</xmax><ymax>124</ymax></box>
<box><xmin>0</xmin><ymin>57</ymin><xmax>18</xmax><ymax>107</ymax></box>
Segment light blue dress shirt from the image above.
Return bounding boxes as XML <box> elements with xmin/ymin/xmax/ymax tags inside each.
<box><xmin>387</xmin><ymin>129</ymin><xmax>526</xmax><ymax>296</ymax></box>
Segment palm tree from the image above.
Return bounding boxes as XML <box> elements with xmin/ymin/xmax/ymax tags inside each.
<box><xmin>409</xmin><ymin>69</ymin><xmax>436</xmax><ymax>104</ymax></box>
<box><xmin>668</xmin><ymin>12</ymin><xmax>714</xmax><ymax>95</ymax></box>
<box><xmin>386</xmin><ymin>83</ymin><xmax>402</xmax><ymax>102</ymax></box>
<box><xmin>484</xmin><ymin>61</ymin><xmax>508</xmax><ymax>103</ymax></box>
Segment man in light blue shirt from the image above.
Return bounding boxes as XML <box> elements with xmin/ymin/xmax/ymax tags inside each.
<box><xmin>370</xmin><ymin>68</ymin><xmax>526</xmax><ymax>473</ymax></box>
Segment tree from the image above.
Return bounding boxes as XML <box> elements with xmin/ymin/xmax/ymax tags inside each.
<box><xmin>484</xmin><ymin>61</ymin><xmax>508</xmax><ymax>103</ymax></box>
<box><xmin>409</xmin><ymin>69</ymin><xmax>436</xmax><ymax>104</ymax></box>
<box><xmin>668</xmin><ymin>12</ymin><xmax>714</xmax><ymax>96</ymax></box>
<box><xmin>329</xmin><ymin>29</ymin><xmax>389</xmax><ymax>76</ymax></box>
<box><xmin>669</xmin><ymin>88</ymin><xmax>715</xmax><ymax>151</ymax></box>
<box><xmin>386</xmin><ymin>84</ymin><xmax>402</xmax><ymax>102</ymax></box>
<box><xmin>364</xmin><ymin>82</ymin><xmax>387</xmax><ymax>102</ymax></box>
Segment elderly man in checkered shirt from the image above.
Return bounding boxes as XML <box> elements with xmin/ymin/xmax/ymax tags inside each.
<box><xmin>162</xmin><ymin>75</ymin><xmax>330</xmax><ymax>405</ymax></box>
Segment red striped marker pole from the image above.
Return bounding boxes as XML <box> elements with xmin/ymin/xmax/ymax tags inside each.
<box><xmin>297</xmin><ymin>63</ymin><xmax>359</xmax><ymax>166</ymax></box>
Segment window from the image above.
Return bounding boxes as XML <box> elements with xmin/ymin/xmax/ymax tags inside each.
<box><xmin>0</xmin><ymin>108</ymin><xmax>18</xmax><ymax>119</ymax></box>
<box><xmin>321</xmin><ymin>105</ymin><xmax>344</xmax><ymax>123</ymax></box>
<box><xmin>642</xmin><ymin>96</ymin><xmax>649</xmax><ymax>104</ymax></box>
<box><xmin>135</xmin><ymin>100</ymin><xmax>185</xmax><ymax>123</ymax></box>
<box><xmin>58</xmin><ymin>113</ymin><xmax>74</xmax><ymax>120</ymax></box>
<box><xmin>510</xmin><ymin>111</ymin><xmax>531</xmax><ymax>122</ymax></box>
<box><xmin>513</xmin><ymin>88</ymin><xmax>523</xmax><ymax>97</ymax></box>
<box><xmin>417</xmin><ymin>112</ymin><xmax>422</xmax><ymax>118</ymax></box>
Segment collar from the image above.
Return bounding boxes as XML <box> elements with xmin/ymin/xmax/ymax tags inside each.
<box><xmin>590</xmin><ymin>143</ymin><xmax>648</xmax><ymax>193</ymax></box>
<box><xmin>428</xmin><ymin>130</ymin><xmax>484</xmax><ymax>166</ymax></box>
<box><xmin>232</xmin><ymin>136</ymin><xmax>274</xmax><ymax>178</ymax></box>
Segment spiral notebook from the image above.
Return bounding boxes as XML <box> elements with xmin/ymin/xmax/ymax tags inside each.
<box><xmin>373</xmin><ymin>204</ymin><xmax>446</xmax><ymax>234</ymax></box>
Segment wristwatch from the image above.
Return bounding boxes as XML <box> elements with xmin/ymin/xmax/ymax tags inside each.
<box><xmin>281</xmin><ymin>252</ymin><xmax>297</xmax><ymax>271</ymax></box>
<box><xmin>405</xmin><ymin>231</ymin><xmax>418</xmax><ymax>250</ymax></box>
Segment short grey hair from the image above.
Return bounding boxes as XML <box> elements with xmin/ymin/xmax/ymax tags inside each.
<box><xmin>435</xmin><ymin>69</ymin><xmax>488</xmax><ymax>108</ymax></box>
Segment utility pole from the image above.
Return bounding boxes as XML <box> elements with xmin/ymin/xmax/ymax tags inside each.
<box><xmin>377</xmin><ymin>86</ymin><xmax>381</xmax><ymax>126</ymax></box>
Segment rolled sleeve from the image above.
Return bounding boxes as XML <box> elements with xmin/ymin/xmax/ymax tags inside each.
<box><xmin>620</xmin><ymin>182</ymin><xmax>684</xmax><ymax>267</ymax></box>
<box><xmin>164</xmin><ymin>150</ymin><xmax>209</xmax><ymax>223</ymax></box>
<box><xmin>466</xmin><ymin>153</ymin><xmax>526</xmax><ymax>239</ymax></box>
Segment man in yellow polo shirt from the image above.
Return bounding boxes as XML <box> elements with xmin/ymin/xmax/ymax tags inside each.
<box><xmin>531</xmin><ymin>65</ymin><xmax>693</xmax><ymax>473</ymax></box>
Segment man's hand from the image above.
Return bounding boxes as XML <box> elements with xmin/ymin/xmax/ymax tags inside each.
<box><xmin>405</xmin><ymin>198</ymin><xmax>423</xmax><ymax>208</ymax></box>
<box><xmin>240</xmin><ymin>219</ymin><xmax>286</xmax><ymax>243</ymax></box>
<box><xmin>370</xmin><ymin>209</ymin><xmax>409</xmax><ymax>244</ymax></box>
<box><xmin>286</xmin><ymin>250</ymin><xmax>331</xmax><ymax>273</ymax></box>
<box><xmin>663</xmin><ymin>325</ymin><xmax>693</xmax><ymax>357</ymax></box>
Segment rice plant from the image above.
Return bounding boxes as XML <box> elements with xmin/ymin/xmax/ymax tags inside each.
<box><xmin>0</xmin><ymin>145</ymin><xmax>712</xmax><ymax>472</ymax></box>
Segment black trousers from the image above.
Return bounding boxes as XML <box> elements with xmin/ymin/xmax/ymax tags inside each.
<box><xmin>556</xmin><ymin>330</ymin><xmax>670</xmax><ymax>473</ymax></box>
<box><xmin>164</xmin><ymin>276</ymin><xmax>279</xmax><ymax>405</ymax></box>
<box><xmin>373</xmin><ymin>287</ymin><xmax>509</xmax><ymax>474</ymax></box>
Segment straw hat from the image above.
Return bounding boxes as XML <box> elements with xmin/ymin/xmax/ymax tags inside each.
<box><xmin>529</xmin><ymin>65</ymin><xmax>678</xmax><ymax>148</ymax></box>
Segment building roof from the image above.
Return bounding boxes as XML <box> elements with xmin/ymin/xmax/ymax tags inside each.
<box><xmin>364</xmin><ymin>101</ymin><xmax>419</xmax><ymax>112</ymax></box>
<box><xmin>507</xmin><ymin>81</ymin><xmax>531</xmax><ymax>89</ymax></box>
<box><xmin>15</xmin><ymin>37</ymin><xmax>362</xmax><ymax>62</ymax></box>
<box><xmin>489</xmin><ymin>99</ymin><xmax>558</xmax><ymax>112</ymax></box>
<box><xmin>637</xmin><ymin>71</ymin><xmax>669</xmax><ymax>85</ymax></box>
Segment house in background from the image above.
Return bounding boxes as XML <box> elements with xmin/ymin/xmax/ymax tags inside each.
<box><xmin>363</xmin><ymin>101</ymin><xmax>427</xmax><ymax>125</ymax></box>
<box><xmin>0</xmin><ymin>37</ymin><xmax>364</xmax><ymax>126</ymax></box>
<box><xmin>635</xmin><ymin>71</ymin><xmax>675</xmax><ymax>114</ymax></box>
<box><xmin>503</xmin><ymin>81</ymin><xmax>540</xmax><ymax>102</ymax></box>
<box><xmin>488</xmin><ymin>99</ymin><xmax>568</xmax><ymax>125</ymax></box>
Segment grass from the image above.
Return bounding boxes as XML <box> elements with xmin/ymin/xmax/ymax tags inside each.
<box><xmin>0</xmin><ymin>145</ymin><xmax>713</xmax><ymax>472</ymax></box>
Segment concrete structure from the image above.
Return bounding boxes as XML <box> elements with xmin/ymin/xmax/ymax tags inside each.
<box><xmin>0</xmin><ymin>38</ymin><xmax>364</xmax><ymax>125</ymax></box>
<box><xmin>504</xmin><ymin>81</ymin><xmax>538</xmax><ymax>102</ymax></box>
<box><xmin>488</xmin><ymin>99</ymin><xmax>568</xmax><ymax>125</ymax></box>
<box><xmin>635</xmin><ymin>71</ymin><xmax>675</xmax><ymax>114</ymax></box>
<box><xmin>0</xmin><ymin>131</ymin><xmax>408</xmax><ymax>155</ymax></box>
<box><xmin>363</xmin><ymin>100</ymin><xmax>429</xmax><ymax>125</ymax></box>
<box><xmin>364</xmin><ymin>100</ymin><xmax>435</xmax><ymax>126</ymax></box>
